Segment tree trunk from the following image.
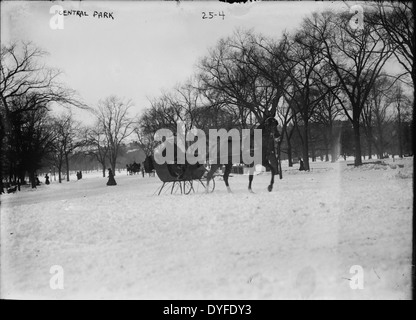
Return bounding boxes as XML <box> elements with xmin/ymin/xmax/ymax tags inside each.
<box><xmin>324</xmin><ymin>124</ymin><xmax>333</xmax><ymax>162</ymax></box>
<box><xmin>353</xmin><ymin>119</ymin><xmax>363</xmax><ymax>166</ymax></box>
<box><xmin>111</xmin><ymin>159</ymin><xmax>116</xmax><ymax>176</ymax></box>
<box><xmin>309</xmin><ymin>125</ymin><xmax>316</xmax><ymax>163</ymax></box>
<box><xmin>18</xmin><ymin>171</ymin><xmax>25</xmax><ymax>185</ymax></box>
<box><xmin>330</xmin><ymin>129</ymin><xmax>339</xmax><ymax>163</ymax></box>
<box><xmin>302</xmin><ymin>123</ymin><xmax>310</xmax><ymax>171</ymax></box>
<box><xmin>286</xmin><ymin>130</ymin><xmax>293</xmax><ymax>167</ymax></box>
<box><xmin>30</xmin><ymin>170</ymin><xmax>36</xmax><ymax>189</ymax></box>
<box><xmin>65</xmin><ymin>153</ymin><xmax>70</xmax><ymax>182</ymax></box>
<box><xmin>378</xmin><ymin>126</ymin><xmax>384</xmax><ymax>159</ymax></box>
<box><xmin>108</xmin><ymin>151</ymin><xmax>116</xmax><ymax>176</ymax></box>
<box><xmin>397</xmin><ymin>106</ymin><xmax>403</xmax><ymax>158</ymax></box>
<box><xmin>287</xmin><ymin>143</ymin><xmax>293</xmax><ymax>167</ymax></box>
<box><xmin>102</xmin><ymin>165</ymin><xmax>106</xmax><ymax>178</ymax></box>
<box><xmin>367</xmin><ymin>136</ymin><xmax>372</xmax><ymax>160</ymax></box>
<box><xmin>323</xmin><ymin>129</ymin><xmax>329</xmax><ymax>162</ymax></box>
<box><xmin>8</xmin><ymin>169</ymin><xmax>13</xmax><ymax>184</ymax></box>
<box><xmin>311</xmin><ymin>143</ymin><xmax>316</xmax><ymax>162</ymax></box>
<box><xmin>58</xmin><ymin>164</ymin><xmax>62</xmax><ymax>183</ymax></box>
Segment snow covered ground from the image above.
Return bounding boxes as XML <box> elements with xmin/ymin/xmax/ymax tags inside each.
<box><xmin>1</xmin><ymin>157</ymin><xmax>413</xmax><ymax>300</ymax></box>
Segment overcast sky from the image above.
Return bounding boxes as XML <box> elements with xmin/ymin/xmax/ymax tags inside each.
<box><xmin>2</xmin><ymin>1</ymin><xmax>355</xmax><ymax>124</ymax></box>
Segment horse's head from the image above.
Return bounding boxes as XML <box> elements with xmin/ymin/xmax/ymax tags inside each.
<box><xmin>262</xmin><ymin>117</ymin><xmax>280</xmax><ymax>140</ymax></box>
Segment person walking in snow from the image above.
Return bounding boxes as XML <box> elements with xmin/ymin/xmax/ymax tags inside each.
<box><xmin>299</xmin><ymin>158</ymin><xmax>305</xmax><ymax>171</ymax></box>
<box><xmin>106</xmin><ymin>168</ymin><xmax>117</xmax><ymax>186</ymax></box>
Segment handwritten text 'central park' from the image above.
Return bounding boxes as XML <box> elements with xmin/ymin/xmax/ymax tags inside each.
<box><xmin>57</xmin><ymin>10</ymin><xmax>114</xmax><ymax>19</ymax></box>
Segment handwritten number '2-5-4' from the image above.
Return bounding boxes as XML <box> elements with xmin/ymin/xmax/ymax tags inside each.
<box><xmin>202</xmin><ymin>12</ymin><xmax>225</xmax><ymax>20</ymax></box>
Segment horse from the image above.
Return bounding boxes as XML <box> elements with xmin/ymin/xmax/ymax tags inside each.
<box><xmin>205</xmin><ymin>117</ymin><xmax>281</xmax><ymax>193</ymax></box>
<box><xmin>126</xmin><ymin>162</ymin><xmax>141</xmax><ymax>175</ymax></box>
<box><xmin>7</xmin><ymin>185</ymin><xmax>18</xmax><ymax>194</ymax></box>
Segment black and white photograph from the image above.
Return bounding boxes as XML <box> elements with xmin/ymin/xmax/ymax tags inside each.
<box><xmin>0</xmin><ymin>0</ymin><xmax>414</xmax><ymax>301</ymax></box>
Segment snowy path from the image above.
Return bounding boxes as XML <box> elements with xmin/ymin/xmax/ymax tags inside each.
<box><xmin>0</xmin><ymin>159</ymin><xmax>413</xmax><ymax>299</ymax></box>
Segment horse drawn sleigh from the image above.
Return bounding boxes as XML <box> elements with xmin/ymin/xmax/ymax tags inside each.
<box><xmin>145</xmin><ymin>114</ymin><xmax>282</xmax><ymax>195</ymax></box>
<box><xmin>151</xmin><ymin>160</ymin><xmax>217</xmax><ymax>195</ymax></box>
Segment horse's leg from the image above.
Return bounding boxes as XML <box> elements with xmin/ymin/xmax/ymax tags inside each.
<box><xmin>248</xmin><ymin>174</ymin><xmax>254</xmax><ymax>193</ymax></box>
<box><xmin>268</xmin><ymin>165</ymin><xmax>276</xmax><ymax>192</ymax></box>
<box><xmin>223</xmin><ymin>164</ymin><xmax>232</xmax><ymax>193</ymax></box>
<box><xmin>265</xmin><ymin>155</ymin><xmax>278</xmax><ymax>192</ymax></box>
<box><xmin>206</xmin><ymin>164</ymin><xmax>220</xmax><ymax>193</ymax></box>
<box><xmin>247</xmin><ymin>165</ymin><xmax>255</xmax><ymax>193</ymax></box>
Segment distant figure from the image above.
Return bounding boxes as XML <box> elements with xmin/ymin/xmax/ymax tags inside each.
<box><xmin>143</xmin><ymin>155</ymin><xmax>155</xmax><ymax>174</ymax></box>
<box><xmin>76</xmin><ymin>171</ymin><xmax>83</xmax><ymax>180</ymax></box>
<box><xmin>107</xmin><ymin>168</ymin><xmax>117</xmax><ymax>186</ymax></box>
<box><xmin>127</xmin><ymin>162</ymin><xmax>140</xmax><ymax>175</ymax></box>
<box><xmin>45</xmin><ymin>174</ymin><xmax>50</xmax><ymax>185</ymax></box>
<box><xmin>299</xmin><ymin>158</ymin><xmax>305</xmax><ymax>171</ymax></box>
<box><xmin>35</xmin><ymin>175</ymin><xmax>41</xmax><ymax>186</ymax></box>
<box><xmin>7</xmin><ymin>185</ymin><xmax>17</xmax><ymax>194</ymax></box>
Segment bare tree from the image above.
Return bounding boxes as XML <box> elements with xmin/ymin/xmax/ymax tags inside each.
<box><xmin>85</xmin><ymin>124</ymin><xmax>110</xmax><ymax>177</ymax></box>
<box><xmin>140</xmin><ymin>93</ymin><xmax>181</xmax><ymax>136</ymax></box>
<box><xmin>304</xmin><ymin>9</ymin><xmax>394</xmax><ymax>166</ymax></box>
<box><xmin>134</xmin><ymin>126</ymin><xmax>158</xmax><ymax>157</ymax></box>
<box><xmin>372</xmin><ymin>2</ymin><xmax>414</xmax><ymax>86</ymax></box>
<box><xmin>52</xmin><ymin>112</ymin><xmax>84</xmax><ymax>183</ymax></box>
<box><xmin>137</xmin><ymin>89</ymin><xmax>191</xmax><ymax>161</ymax></box>
<box><xmin>155</xmin><ymin>82</ymin><xmax>204</xmax><ymax>143</ymax></box>
<box><xmin>275</xmin><ymin>99</ymin><xmax>296</xmax><ymax>166</ymax></box>
<box><xmin>0</xmin><ymin>42</ymin><xmax>86</xmax><ymax>184</ymax></box>
<box><xmin>311</xmin><ymin>70</ymin><xmax>344</xmax><ymax>162</ymax></box>
<box><xmin>0</xmin><ymin>42</ymin><xmax>86</xmax><ymax>129</ymax></box>
<box><xmin>361</xmin><ymin>74</ymin><xmax>396</xmax><ymax>159</ymax></box>
<box><xmin>237</xmin><ymin>34</ymin><xmax>293</xmax><ymax>168</ymax></box>
<box><xmin>274</xmin><ymin>30</ymin><xmax>330</xmax><ymax>171</ymax></box>
<box><xmin>6</xmin><ymin>101</ymin><xmax>56</xmax><ymax>188</ymax></box>
<box><xmin>195</xmin><ymin>78</ymin><xmax>244</xmax><ymax>131</ymax></box>
<box><xmin>93</xmin><ymin>96</ymin><xmax>136</xmax><ymax>174</ymax></box>
<box><xmin>139</xmin><ymin>83</ymin><xmax>207</xmax><ymax>138</ymax></box>
<box><xmin>388</xmin><ymin>83</ymin><xmax>413</xmax><ymax>158</ymax></box>
<box><xmin>197</xmin><ymin>30</ymin><xmax>281</xmax><ymax>126</ymax></box>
